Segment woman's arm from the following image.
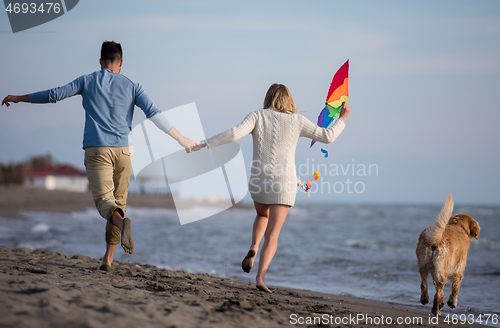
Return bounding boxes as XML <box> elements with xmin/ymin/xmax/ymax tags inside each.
<box><xmin>300</xmin><ymin>104</ymin><xmax>350</xmax><ymax>143</ymax></box>
<box><xmin>205</xmin><ymin>111</ymin><xmax>258</xmax><ymax>149</ymax></box>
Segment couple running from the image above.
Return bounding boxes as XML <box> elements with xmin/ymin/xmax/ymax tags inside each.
<box><xmin>2</xmin><ymin>41</ymin><xmax>349</xmax><ymax>293</ymax></box>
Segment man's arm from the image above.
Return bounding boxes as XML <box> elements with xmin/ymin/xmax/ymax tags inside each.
<box><xmin>135</xmin><ymin>84</ymin><xmax>197</xmax><ymax>152</ymax></box>
<box><xmin>2</xmin><ymin>76</ymin><xmax>84</xmax><ymax>107</ymax></box>
<box><xmin>1</xmin><ymin>94</ymin><xmax>30</xmax><ymax>107</ymax></box>
<box><xmin>148</xmin><ymin>113</ymin><xmax>197</xmax><ymax>152</ymax></box>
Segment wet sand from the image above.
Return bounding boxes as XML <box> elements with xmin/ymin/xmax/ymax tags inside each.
<box><xmin>0</xmin><ymin>187</ymin><xmax>485</xmax><ymax>327</ymax></box>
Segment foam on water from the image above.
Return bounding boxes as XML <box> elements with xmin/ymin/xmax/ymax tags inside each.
<box><xmin>346</xmin><ymin>239</ymin><xmax>380</xmax><ymax>249</ymax></box>
<box><xmin>31</xmin><ymin>223</ymin><xmax>50</xmax><ymax>233</ymax></box>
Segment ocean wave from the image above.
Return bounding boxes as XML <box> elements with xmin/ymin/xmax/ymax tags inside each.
<box><xmin>346</xmin><ymin>239</ymin><xmax>380</xmax><ymax>249</ymax></box>
<box><xmin>479</xmin><ymin>270</ymin><xmax>500</xmax><ymax>276</ymax></box>
<box><xmin>399</xmin><ymin>206</ymin><xmax>436</xmax><ymax>216</ymax></box>
<box><xmin>18</xmin><ymin>209</ymin><xmax>101</xmax><ymax>222</ymax></box>
<box><xmin>156</xmin><ymin>263</ymin><xmax>220</xmax><ymax>277</ymax></box>
<box><xmin>456</xmin><ymin>207</ymin><xmax>500</xmax><ymax>217</ymax></box>
<box><xmin>355</xmin><ymin>209</ymin><xmax>373</xmax><ymax>217</ymax></box>
<box><xmin>327</xmin><ymin>209</ymin><xmax>346</xmax><ymax>218</ymax></box>
<box><xmin>471</xmin><ymin>237</ymin><xmax>500</xmax><ymax>250</ymax></box>
<box><xmin>386</xmin><ymin>292</ymin><xmax>413</xmax><ymax>302</ymax></box>
<box><xmin>126</xmin><ymin>205</ymin><xmax>254</xmax><ymax>223</ymax></box>
<box><xmin>69</xmin><ymin>208</ymin><xmax>102</xmax><ymax>221</ymax></box>
<box><xmin>126</xmin><ymin>206</ymin><xmax>178</xmax><ymax>219</ymax></box>
<box><xmin>288</xmin><ymin>207</ymin><xmax>312</xmax><ymax>219</ymax></box>
<box><xmin>31</xmin><ymin>223</ymin><xmax>50</xmax><ymax>233</ymax></box>
<box><xmin>18</xmin><ymin>239</ymin><xmax>60</xmax><ymax>250</ymax></box>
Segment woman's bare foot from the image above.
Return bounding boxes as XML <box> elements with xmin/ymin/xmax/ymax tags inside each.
<box><xmin>241</xmin><ymin>249</ymin><xmax>257</xmax><ymax>273</ymax></box>
<box><xmin>256</xmin><ymin>275</ymin><xmax>272</xmax><ymax>293</ymax></box>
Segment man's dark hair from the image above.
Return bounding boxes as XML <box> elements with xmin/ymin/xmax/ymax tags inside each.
<box><xmin>100</xmin><ymin>41</ymin><xmax>122</xmax><ymax>63</ymax></box>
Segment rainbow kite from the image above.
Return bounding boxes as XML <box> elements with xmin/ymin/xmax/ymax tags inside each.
<box><xmin>310</xmin><ymin>60</ymin><xmax>349</xmax><ymax>148</ymax></box>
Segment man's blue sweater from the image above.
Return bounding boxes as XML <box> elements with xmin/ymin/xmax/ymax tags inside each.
<box><xmin>29</xmin><ymin>69</ymin><xmax>173</xmax><ymax>148</ymax></box>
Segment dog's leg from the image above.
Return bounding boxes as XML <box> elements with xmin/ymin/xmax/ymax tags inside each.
<box><xmin>431</xmin><ymin>272</ymin><xmax>446</xmax><ymax>315</ymax></box>
<box><xmin>447</xmin><ymin>273</ymin><xmax>463</xmax><ymax>309</ymax></box>
<box><xmin>419</xmin><ymin>265</ymin><xmax>430</xmax><ymax>305</ymax></box>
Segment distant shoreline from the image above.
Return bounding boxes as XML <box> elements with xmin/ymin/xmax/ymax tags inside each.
<box><xmin>0</xmin><ymin>186</ymin><xmax>251</xmax><ymax>219</ymax></box>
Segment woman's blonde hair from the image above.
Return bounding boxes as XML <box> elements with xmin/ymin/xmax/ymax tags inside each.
<box><xmin>263</xmin><ymin>83</ymin><xmax>298</xmax><ymax>114</ymax></box>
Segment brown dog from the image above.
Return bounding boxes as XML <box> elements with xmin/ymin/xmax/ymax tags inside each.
<box><xmin>416</xmin><ymin>194</ymin><xmax>480</xmax><ymax>315</ymax></box>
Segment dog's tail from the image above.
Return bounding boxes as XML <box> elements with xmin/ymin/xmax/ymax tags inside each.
<box><xmin>427</xmin><ymin>194</ymin><xmax>454</xmax><ymax>245</ymax></box>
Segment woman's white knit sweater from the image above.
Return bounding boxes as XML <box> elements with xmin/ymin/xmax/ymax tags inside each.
<box><xmin>206</xmin><ymin>108</ymin><xmax>345</xmax><ymax>206</ymax></box>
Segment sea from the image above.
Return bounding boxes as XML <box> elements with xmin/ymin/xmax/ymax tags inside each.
<box><xmin>1</xmin><ymin>202</ymin><xmax>499</xmax><ymax>324</ymax></box>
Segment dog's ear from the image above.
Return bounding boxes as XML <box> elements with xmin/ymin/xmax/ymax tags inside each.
<box><xmin>469</xmin><ymin>218</ymin><xmax>480</xmax><ymax>240</ymax></box>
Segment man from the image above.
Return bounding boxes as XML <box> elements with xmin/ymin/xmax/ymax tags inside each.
<box><xmin>2</xmin><ymin>41</ymin><xmax>196</xmax><ymax>271</ymax></box>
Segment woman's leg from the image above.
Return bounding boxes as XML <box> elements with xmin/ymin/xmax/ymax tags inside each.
<box><xmin>242</xmin><ymin>201</ymin><xmax>269</xmax><ymax>272</ymax></box>
<box><xmin>256</xmin><ymin>204</ymin><xmax>291</xmax><ymax>293</ymax></box>
<box><xmin>251</xmin><ymin>201</ymin><xmax>270</xmax><ymax>251</ymax></box>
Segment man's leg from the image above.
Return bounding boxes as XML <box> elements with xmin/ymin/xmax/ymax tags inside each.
<box><xmin>84</xmin><ymin>147</ymin><xmax>127</xmax><ymax>269</ymax></box>
<box><xmin>113</xmin><ymin>146</ymin><xmax>133</xmax><ymax>210</ymax></box>
<box><xmin>100</xmin><ymin>243</ymin><xmax>116</xmax><ymax>271</ymax></box>
<box><xmin>112</xmin><ymin>146</ymin><xmax>134</xmax><ymax>254</ymax></box>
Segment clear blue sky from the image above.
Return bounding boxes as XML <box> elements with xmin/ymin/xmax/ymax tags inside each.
<box><xmin>1</xmin><ymin>0</ymin><xmax>499</xmax><ymax>204</ymax></box>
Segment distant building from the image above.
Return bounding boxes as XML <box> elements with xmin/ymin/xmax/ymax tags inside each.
<box><xmin>25</xmin><ymin>164</ymin><xmax>89</xmax><ymax>193</ymax></box>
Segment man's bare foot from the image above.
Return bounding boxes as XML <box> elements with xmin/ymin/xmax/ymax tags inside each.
<box><xmin>100</xmin><ymin>258</ymin><xmax>112</xmax><ymax>271</ymax></box>
<box><xmin>256</xmin><ymin>276</ymin><xmax>272</xmax><ymax>293</ymax></box>
<box><xmin>99</xmin><ymin>263</ymin><xmax>111</xmax><ymax>271</ymax></box>
<box><xmin>101</xmin><ymin>244</ymin><xmax>116</xmax><ymax>271</ymax></box>
<box><xmin>121</xmin><ymin>218</ymin><xmax>134</xmax><ymax>254</ymax></box>
<box><xmin>241</xmin><ymin>249</ymin><xmax>257</xmax><ymax>273</ymax></box>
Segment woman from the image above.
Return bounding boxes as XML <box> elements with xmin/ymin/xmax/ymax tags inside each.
<box><xmin>192</xmin><ymin>84</ymin><xmax>350</xmax><ymax>293</ymax></box>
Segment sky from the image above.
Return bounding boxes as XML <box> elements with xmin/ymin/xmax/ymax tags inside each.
<box><xmin>0</xmin><ymin>0</ymin><xmax>499</xmax><ymax>205</ymax></box>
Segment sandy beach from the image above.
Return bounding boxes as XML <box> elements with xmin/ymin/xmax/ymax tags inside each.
<box><xmin>1</xmin><ymin>246</ymin><xmax>486</xmax><ymax>328</ymax></box>
<box><xmin>0</xmin><ymin>187</ymin><xmax>488</xmax><ymax>327</ymax></box>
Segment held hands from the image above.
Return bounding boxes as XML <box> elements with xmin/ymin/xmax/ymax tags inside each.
<box><xmin>178</xmin><ymin>136</ymin><xmax>198</xmax><ymax>153</ymax></box>
<box><xmin>167</xmin><ymin>128</ymin><xmax>199</xmax><ymax>153</ymax></box>
<box><xmin>178</xmin><ymin>137</ymin><xmax>206</xmax><ymax>153</ymax></box>
<box><xmin>189</xmin><ymin>141</ymin><xmax>204</xmax><ymax>153</ymax></box>
<box><xmin>184</xmin><ymin>141</ymin><xmax>204</xmax><ymax>153</ymax></box>
<box><xmin>339</xmin><ymin>102</ymin><xmax>350</xmax><ymax>122</ymax></box>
